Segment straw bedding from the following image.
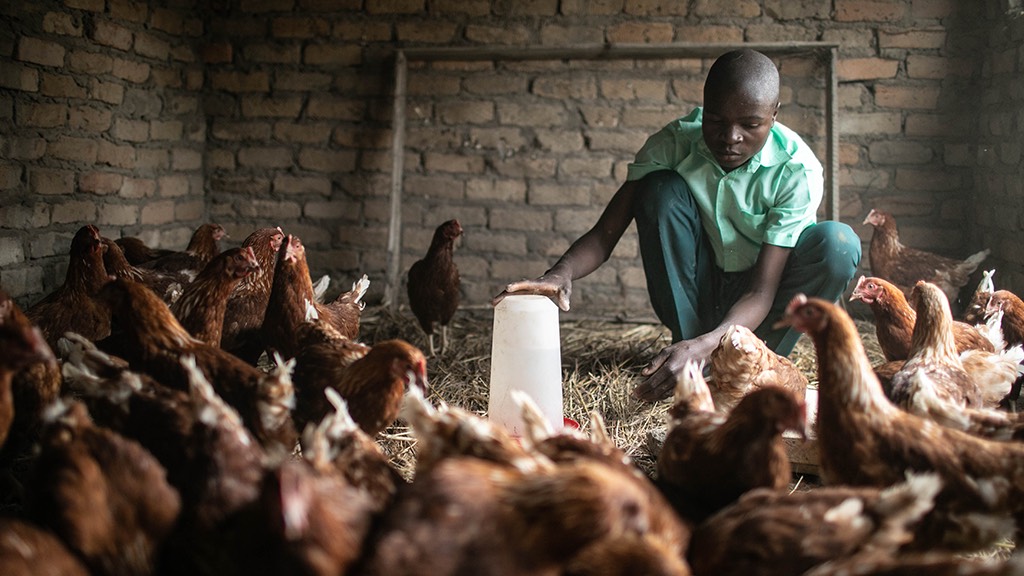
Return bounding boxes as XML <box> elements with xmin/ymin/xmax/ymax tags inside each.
<box><xmin>361</xmin><ymin>305</ymin><xmax>886</xmax><ymax>481</ymax></box>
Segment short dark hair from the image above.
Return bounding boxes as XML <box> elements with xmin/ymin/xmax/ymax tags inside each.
<box><xmin>704</xmin><ymin>49</ymin><xmax>780</xmax><ymax>105</ymax></box>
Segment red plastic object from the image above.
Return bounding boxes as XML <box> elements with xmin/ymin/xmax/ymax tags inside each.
<box><xmin>563</xmin><ymin>417</ymin><xmax>580</xmax><ymax>430</ymax></box>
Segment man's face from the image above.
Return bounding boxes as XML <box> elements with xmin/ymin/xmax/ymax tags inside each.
<box><xmin>701</xmin><ymin>91</ymin><xmax>779</xmax><ymax>172</ymax></box>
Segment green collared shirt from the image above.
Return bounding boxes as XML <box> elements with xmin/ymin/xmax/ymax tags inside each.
<box><xmin>625</xmin><ymin>107</ymin><xmax>823</xmax><ymax>272</ymax></box>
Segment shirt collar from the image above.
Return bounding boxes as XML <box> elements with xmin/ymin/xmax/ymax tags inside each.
<box><xmin>693</xmin><ymin>116</ymin><xmax>788</xmax><ymax>174</ymax></box>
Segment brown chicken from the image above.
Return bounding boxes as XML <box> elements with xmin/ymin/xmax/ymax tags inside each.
<box><xmin>0</xmin><ymin>292</ymin><xmax>60</xmax><ymax>465</ymax></box>
<box><xmin>222</xmin><ymin>226</ymin><xmax>285</xmax><ymax>364</ymax></box>
<box><xmin>850</xmin><ymin>275</ymin><xmax>995</xmax><ymax>362</ymax></box>
<box><xmin>172</xmin><ymin>246</ymin><xmax>260</xmax><ymax>346</ymax></box>
<box><xmin>60</xmin><ymin>333</ymin><xmax>200</xmax><ymax>491</ymax></box>
<box><xmin>863</xmin><ymin>208</ymin><xmax>989</xmax><ymax>307</ymax></box>
<box><xmin>779</xmin><ymin>294</ymin><xmax>1024</xmax><ymax>551</ymax></box>
<box><xmin>986</xmin><ymin>289</ymin><xmax>1024</xmax><ymax>350</ymax></box>
<box><xmin>301</xmin><ymin>387</ymin><xmax>404</xmax><ymax>510</ymax></box>
<box><xmin>407</xmin><ymin>218</ymin><xmax>463</xmax><ymax>356</ymax></box>
<box><xmin>888</xmin><ymin>282</ymin><xmax>985</xmax><ymax>413</ymax></box>
<box><xmin>96</xmin><ymin>278</ymin><xmax>298</xmax><ymax>453</ymax></box>
<box><xmin>140</xmin><ymin>222</ymin><xmax>227</xmax><ymax>281</ymax></box>
<box><xmin>327</xmin><ymin>339</ymin><xmax>427</xmax><ymax>436</ymax></box>
<box><xmin>962</xmin><ymin>269</ymin><xmax>996</xmax><ymax>326</ymax></box>
<box><xmin>223</xmin><ymin>457</ymin><xmax>377</xmax><ymax>576</ymax></box>
<box><xmin>657</xmin><ymin>360</ymin><xmax>806</xmax><ymax>523</ymax></box>
<box><xmin>30</xmin><ymin>400</ymin><xmax>181</xmax><ymax>576</ymax></box>
<box><xmin>159</xmin><ymin>354</ymin><xmax>267</xmax><ymax>576</ymax></box>
<box><xmin>102</xmin><ymin>237</ymin><xmax>188</xmax><ymax>304</ymax></box>
<box><xmin>0</xmin><ymin>517</ymin><xmax>91</xmax><ymax>576</ymax></box>
<box><xmin>688</xmin><ymin>473</ymin><xmax>942</xmax><ymax>576</ymax></box>
<box><xmin>290</xmin><ymin>317</ymin><xmax>373</xmax><ymax>434</ymax></box>
<box><xmin>115</xmin><ymin>235</ymin><xmax>174</xmax><ymax>265</ymax></box>
<box><xmin>359</xmin><ymin>390</ymin><xmax>689</xmax><ymax>576</ymax></box>
<box><xmin>804</xmin><ymin>550</ymin><xmax>1024</xmax><ymax>576</ymax></box>
<box><xmin>707</xmin><ymin>324</ymin><xmax>808</xmax><ymax>414</ymax></box>
<box><xmin>26</xmin><ymin>224</ymin><xmax>112</xmax><ymax>349</ymax></box>
<box><xmin>262</xmin><ymin>234</ymin><xmax>369</xmax><ymax>362</ymax></box>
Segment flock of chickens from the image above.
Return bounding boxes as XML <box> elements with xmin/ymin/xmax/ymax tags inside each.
<box><xmin>3</xmin><ymin>207</ymin><xmax>1024</xmax><ymax>575</ymax></box>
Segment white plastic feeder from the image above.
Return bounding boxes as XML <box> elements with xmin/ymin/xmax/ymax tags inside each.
<box><xmin>488</xmin><ymin>295</ymin><xmax>564</xmax><ymax>436</ymax></box>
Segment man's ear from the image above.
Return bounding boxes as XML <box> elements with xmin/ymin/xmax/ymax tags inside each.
<box><xmin>771</xmin><ymin>102</ymin><xmax>780</xmax><ymax>122</ymax></box>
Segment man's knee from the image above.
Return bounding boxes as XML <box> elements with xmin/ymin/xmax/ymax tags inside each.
<box><xmin>799</xmin><ymin>220</ymin><xmax>862</xmax><ymax>279</ymax></box>
<box><xmin>633</xmin><ymin>170</ymin><xmax>696</xmax><ymax>222</ymax></box>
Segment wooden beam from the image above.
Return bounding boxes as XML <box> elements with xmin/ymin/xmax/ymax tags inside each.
<box><xmin>384</xmin><ymin>50</ymin><xmax>407</xmax><ymax>310</ymax></box>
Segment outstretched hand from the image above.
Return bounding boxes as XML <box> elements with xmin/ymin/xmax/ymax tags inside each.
<box><xmin>631</xmin><ymin>337</ymin><xmax>717</xmax><ymax>402</ymax></box>
<box><xmin>491</xmin><ymin>272</ymin><xmax>572</xmax><ymax>312</ymax></box>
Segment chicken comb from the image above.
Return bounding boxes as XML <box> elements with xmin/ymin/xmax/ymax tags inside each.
<box><xmin>351</xmin><ymin>274</ymin><xmax>370</xmax><ymax>309</ymax></box>
<box><xmin>978</xmin><ymin>269</ymin><xmax>996</xmax><ymax>294</ymax></box>
<box><xmin>784</xmin><ymin>293</ymin><xmax>809</xmax><ymax>317</ymax></box>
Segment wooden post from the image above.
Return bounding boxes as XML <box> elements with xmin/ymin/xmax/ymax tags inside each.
<box><xmin>385</xmin><ymin>50</ymin><xmax>407</xmax><ymax>310</ymax></box>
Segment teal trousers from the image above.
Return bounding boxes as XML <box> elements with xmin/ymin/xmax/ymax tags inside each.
<box><xmin>632</xmin><ymin>170</ymin><xmax>861</xmax><ymax>356</ymax></box>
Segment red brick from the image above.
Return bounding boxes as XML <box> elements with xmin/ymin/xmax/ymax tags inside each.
<box><xmin>495</xmin><ymin>0</ymin><xmax>557</xmax><ymax>15</ymax></box>
<box><xmin>835</xmin><ymin>0</ymin><xmax>905</xmax><ymax>22</ymax></box>
<box><xmin>98</xmin><ymin>141</ymin><xmax>136</xmax><ymax>168</ymax></box>
<box><xmin>108</xmin><ymin>0</ymin><xmax>148</xmax><ymax>21</ymax></box>
<box><xmin>304</xmin><ymin>44</ymin><xmax>361</xmax><ymax>66</ymax></box>
<box><xmin>670</xmin><ymin>25</ymin><xmax>744</xmax><ymax>44</ymax></box>
<box><xmin>874</xmin><ymin>84</ymin><xmax>940</xmax><ymax>109</ymax></box>
<box><xmin>365</xmin><ymin>0</ymin><xmax>424</xmax><ymax>14</ymax></box>
<box><xmin>241</xmin><ymin>95</ymin><xmax>304</xmax><ymax>118</ymax></box>
<box><xmin>43</xmin><ymin>12</ymin><xmax>83</xmax><ymax>36</ymax></box>
<box><xmin>159</xmin><ymin>175</ymin><xmax>193</xmax><ymax>198</ymax></box>
<box><xmin>895</xmin><ymin>168</ymin><xmax>960</xmax><ymax>191</ymax></box>
<box><xmin>465</xmin><ymin>24</ymin><xmax>532</xmax><ymax>44</ymax></box>
<box><xmin>240</xmin><ymin>0</ymin><xmax>297</xmax><ymax>12</ymax></box>
<box><xmin>48</xmin><ymin>136</ymin><xmax>98</xmax><ymax>163</ymax></box>
<box><xmin>79</xmin><ymin>171</ymin><xmax>125</xmax><ymax>195</ymax></box>
<box><xmin>97</xmin><ymin>203</ymin><xmax>140</xmax><ymax>226</ymax></box>
<box><xmin>65</xmin><ymin>0</ymin><xmax>104</xmax><ymax>11</ymax></box>
<box><xmin>840</xmin><ymin>112</ymin><xmax>902</xmax><ymax>135</ymax></box>
<box><xmin>878</xmin><ymin>28</ymin><xmax>946</xmax><ymax>49</ymax></box>
<box><xmin>17</xmin><ymin>102</ymin><xmax>66</xmax><ymax>127</ymax></box>
<box><xmin>172</xmin><ymin>149</ymin><xmax>203</xmax><ymax>171</ymax></box>
<box><xmin>424</xmin><ymin>152</ymin><xmax>486</xmax><ymax>174</ymax></box>
<box><xmin>150</xmin><ymin>8</ymin><xmax>185</xmax><ymax>34</ymax></box>
<box><xmin>906</xmin><ymin>55</ymin><xmax>972</xmax><ymax>79</ymax></box>
<box><xmin>274</xmin><ymin>122</ymin><xmax>332</xmax><ymax>143</ymax></box>
<box><xmin>69</xmin><ymin>51</ymin><xmax>113</xmax><ymax>74</ymax></box>
<box><xmin>30</xmin><ymin>169</ymin><xmax>74</xmax><ymax>195</ymax></box>
<box><xmin>111</xmin><ymin>58</ymin><xmax>150</xmax><ymax>83</ymax></box>
<box><xmin>912</xmin><ymin>0</ymin><xmax>955</xmax><ymax>19</ymax></box>
<box><xmin>141</xmin><ymin>200</ymin><xmax>175</xmax><ymax>225</ymax></box>
<box><xmin>333</xmin><ymin>21</ymin><xmax>393</xmax><ymax>42</ymax></box>
<box><xmin>211</xmin><ymin>71</ymin><xmax>270</xmax><ymax>93</ymax></box>
<box><xmin>397</xmin><ymin>21</ymin><xmax>459</xmax><ymax>43</ymax></box>
<box><xmin>203</xmin><ymin>43</ymin><xmax>233</xmax><ymax>64</ymax></box>
<box><xmin>0</xmin><ymin>163</ymin><xmax>22</xmax><ymax>190</ymax></box>
<box><xmin>539</xmin><ymin>24</ymin><xmax>604</xmax><ymax>45</ymax></box>
<box><xmin>299</xmin><ymin>0</ymin><xmax>363</xmax><ymax>10</ymax></box>
<box><xmin>0</xmin><ymin>64</ymin><xmax>39</xmax><ymax>92</ymax></box>
<box><xmin>90</xmin><ymin>79</ymin><xmax>124</xmax><ymax>104</ymax></box>
<box><xmin>68</xmin><ymin>106</ymin><xmax>111</xmax><ymax>132</ymax></box>
<box><xmin>427</xmin><ymin>0</ymin><xmax>489</xmax><ymax>15</ymax></box>
<box><xmin>273</xmin><ymin>174</ymin><xmax>331</xmax><ymax>195</ymax></box>
<box><xmin>693</xmin><ymin>0</ymin><xmax>759</xmax><ymax>17</ymax></box>
<box><xmin>764</xmin><ymin>0</ymin><xmax>830</xmax><ymax>19</ymax></box>
<box><xmin>113</xmin><ymin>118</ymin><xmax>150</xmax><ymax>142</ymax></box>
<box><xmin>307</xmin><ymin>97</ymin><xmax>365</xmax><ymax>120</ymax></box>
<box><xmin>17</xmin><ymin>37</ymin><xmax>65</xmax><ymax>67</ymax></box>
<box><xmin>272</xmin><ymin>17</ymin><xmax>331</xmax><ymax>38</ymax></box>
<box><xmin>624</xmin><ymin>0</ymin><xmax>688</xmax><ymax>16</ymax></box>
<box><xmin>606</xmin><ymin>22</ymin><xmax>675</xmax><ymax>43</ymax></box>
<box><xmin>134</xmin><ymin>31</ymin><xmax>171</xmax><ymax>60</ymax></box>
<box><xmin>40</xmin><ymin>73</ymin><xmax>87</xmax><ymax>98</ymax></box>
<box><xmin>298</xmin><ymin>149</ymin><xmax>358</xmax><ymax>172</ymax></box>
<box><xmin>838</xmin><ymin>58</ymin><xmax>900</xmax><ymax>81</ymax></box>
<box><xmin>92</xmin><ymin>20</ymin><xmax>133</xmax><ymax>51</ymax></box>
<box><xmin>274</xmin><ymin>71</ymin><xmax>331</xmax><ymax>91</ymax></box>
<box><xmin>437</xmin><ymin>101</ymin><xmax>494</xmax><ymax>124</ymax></box>
<box><xmin>53</xmin><ymin>200</ymin><xmax>98</xmax><ymax>224</ymax></box>
<box><xmin>238</xmin><ymin>147</ymin><xmax>293</xmax><ymax>168</ymax></box>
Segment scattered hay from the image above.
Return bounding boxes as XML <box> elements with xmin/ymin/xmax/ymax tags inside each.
<box><xmin>361</xmin><ymin>305</ymin><xmax>885</xmax><ymax>479</ymax></box>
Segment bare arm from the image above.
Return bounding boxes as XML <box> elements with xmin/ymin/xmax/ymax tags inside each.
<box><xmin>632</xmin><ymin>243</ymin><xmax>792</xmax><ymax>402</ymax></box>
<box><xmin>492</xmin><ymin>180</ymin><xmax>640</xmax><ymax>311</ymax></box>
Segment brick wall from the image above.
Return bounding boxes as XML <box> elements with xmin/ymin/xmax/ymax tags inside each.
<box><xmin>1</xmin><ymin>0</ymin><xmax>206</xmax><ymax>302</ymax></box>
<box><xmin>971</xmin><ymin>0</ymin><xmax>1024</xmax><ymax>290</ymax></box>
<box><xmin>1</xmin><ymin>0</ymin><xmax>1012</xmax><ymax>318</ymax></box>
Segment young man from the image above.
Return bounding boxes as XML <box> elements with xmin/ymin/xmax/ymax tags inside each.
<box><xmin>493</xmin><ymin>49</ymin><xmax>861</xmax><ymax>402</ymax></box>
